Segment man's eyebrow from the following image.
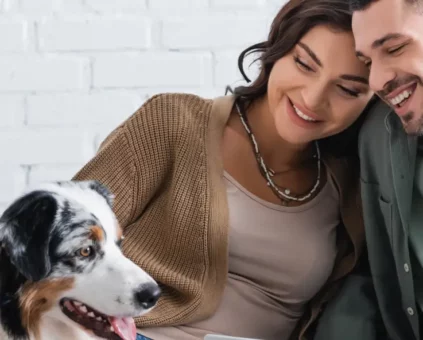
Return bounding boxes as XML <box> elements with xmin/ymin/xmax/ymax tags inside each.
<box><xmin>371</xmin><ymin>33</ymin><xmax>403</xmax><ymax>49</ymax></box>
<box><xmin>298</xmin><ymin>42</ymin><xmax>322</xmax><ymax>67</ymax></box>
<box><xmin>340</xmin><ymin>74</ymin><xmax>369</xmax><ymax>85</ymax></box>
<box><xmin>356</xmin><ymin>33</ymin><xmax>405</xmax><ymax>59</ymax></box>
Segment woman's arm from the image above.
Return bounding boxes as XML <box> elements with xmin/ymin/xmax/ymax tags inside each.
<box><xmin>72</xmin><ymin>94</ymin><xmax>173</xmax><ymax>229</ymax></box>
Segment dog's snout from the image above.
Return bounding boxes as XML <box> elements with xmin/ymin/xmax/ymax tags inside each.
<box><xmin>135</xmin><ymin>283</ymin><xmax>161</xmax><ymax>309</ymax></box>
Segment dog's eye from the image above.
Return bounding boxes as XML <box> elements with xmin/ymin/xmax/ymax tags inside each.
<box><xmin>78</xmin><ymin>246</ymin><xmax>94</xmax><ymax>257</ymax></box>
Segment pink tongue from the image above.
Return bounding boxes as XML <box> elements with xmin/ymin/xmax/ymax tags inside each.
<box><xmin>109</xmin><ymin>317</ymin><xmax>136</xmax><ymax>340</ymax></box>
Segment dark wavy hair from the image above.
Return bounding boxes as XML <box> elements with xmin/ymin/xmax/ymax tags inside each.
<box><xmin>232</xmin><ymin>0</ymin><xmax>377</xmax><ymax>158</ymax></box>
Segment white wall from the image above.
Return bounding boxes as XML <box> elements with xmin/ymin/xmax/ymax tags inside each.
<box><xmin>0</xmin><ymin>0</ymin><xmax>285</xmax><ymax>212</ymax></box>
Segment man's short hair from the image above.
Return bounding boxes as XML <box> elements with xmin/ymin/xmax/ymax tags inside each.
<box><xmin>349</xmin><ymin>0</ymin><xmax>376</xmax><ymax>11</ymax></box>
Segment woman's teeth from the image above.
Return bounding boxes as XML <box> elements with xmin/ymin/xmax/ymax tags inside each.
<box><xmin>390</xmin><ymin>89</ymin><xmax>413</xmax><ymax>107</ymax></box>
<box><xmin>293</xmin><ymin>105</ymin><xmax>317</xmax><ymax>122</ymax></box>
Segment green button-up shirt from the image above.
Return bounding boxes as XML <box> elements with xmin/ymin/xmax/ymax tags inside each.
<box><xmin>410</xmin><ymin>139</ymin><xmax>423</xmax><ymax>325</ymax></box>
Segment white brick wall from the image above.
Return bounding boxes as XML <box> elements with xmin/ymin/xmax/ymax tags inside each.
<box><xmin>0</xmin><ymin>0</ymin><xmax>285</xmax><ymax>213</ymax></box>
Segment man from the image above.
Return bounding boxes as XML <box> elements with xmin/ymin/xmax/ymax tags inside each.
<box><xmin>314</xmin><ymin>0</ymin><xmax>423</xmax><ymax>339</ymax></box>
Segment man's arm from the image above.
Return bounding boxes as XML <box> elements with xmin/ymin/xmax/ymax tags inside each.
<box><xmin>313</xmin><ymin>253</ymin><xmax>388</xmax><ymax>340</ymax></box>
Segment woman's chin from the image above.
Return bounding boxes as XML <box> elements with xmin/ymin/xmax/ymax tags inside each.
<box><xmin>276</xmin><ymin>128</ymin><xmax>317</xmax><ymax>146</ymax></box>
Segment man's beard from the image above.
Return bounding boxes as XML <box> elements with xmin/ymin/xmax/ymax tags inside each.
<box><xmin>402</xmin><ymin>113</ymin><xmax>423</xmax><ymax>136</ymax></box>
<box><xmin>377</xmin><ymin>74</ymin><xmax>423</xmax><ymax>136</ymax></box>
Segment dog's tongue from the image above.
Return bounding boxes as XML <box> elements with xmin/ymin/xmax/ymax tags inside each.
<box><xmin>108</xmin><ymin>317</ymin><xmax>136</xmax><ymax>340</ymax></box>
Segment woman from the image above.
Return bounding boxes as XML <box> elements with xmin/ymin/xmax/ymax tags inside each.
<box><xmin>73</xmin><ymin>0</ymin><xmax>374</xmax><ymax>339</ymax></box>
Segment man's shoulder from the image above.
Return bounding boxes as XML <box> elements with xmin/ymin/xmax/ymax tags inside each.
<box><xmin>358</xmin><ymin>98</ymin><xmax>393</xmax><ymax>181</ymax></box>
<box><xmin>359</xmin><ymin>99</ymin><xmax>392</xmax><ymax>153</ymax></box>
<box><xmin>359</xmin><ymin>98</ymin><xmax>392</xmax><ymax>144</ymax></box>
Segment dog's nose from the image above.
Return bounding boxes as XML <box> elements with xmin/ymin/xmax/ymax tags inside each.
<box><xmin>135</xmin><ymin>283</ymin><xmax>161</xmax><ymax>309</ymax></box>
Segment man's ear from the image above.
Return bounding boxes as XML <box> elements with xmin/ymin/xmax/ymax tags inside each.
<box><xmin>0</xmin><ymin>191</ymin><xmax>57</xmax><ymax>282</ymax></box>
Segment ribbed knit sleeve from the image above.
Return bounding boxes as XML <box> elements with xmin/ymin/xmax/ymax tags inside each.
<box><xmin>73</xmin><ymin>94</ymin><xmax>172</xmax><ymax>228</ymax></box>
<box><xmin>73</xmin><ymin>126</ymin><xmax>139</xmax><ymax>228</ymax></box>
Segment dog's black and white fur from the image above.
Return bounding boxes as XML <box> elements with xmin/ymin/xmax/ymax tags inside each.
<box><xmin>0</xmin><ymin>180</ymin><xmax>160</xmax><ymax>340</ymax></box>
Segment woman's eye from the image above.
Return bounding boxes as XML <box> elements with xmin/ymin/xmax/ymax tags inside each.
<box><xmin>338</xmin><ymin>85</ymin><xmax>360</xmax><ymax>98</ymax></box>
<box><xmin>78</xmin><ymin>246</ymin><xmax>94</xmax><ymax>257</ymax></box>
<box><xmin>294</xmin><ymin>56</ymin><xmax>314</xmax><ymax>72</ymax></box>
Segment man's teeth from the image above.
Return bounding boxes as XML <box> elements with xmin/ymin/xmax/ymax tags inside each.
<box><xmin>390</xmin><ymin>89</ymin><xmax>413</xmax><ymax>106</ymax></box>
<box><xmin>293</xmin><ymin>105</ymin><xmax>316</xmax><ymax>122</ymax></box>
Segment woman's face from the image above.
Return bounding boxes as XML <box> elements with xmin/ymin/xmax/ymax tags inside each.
<box><xmin>267</xmin><ymin>25</ymin><xmax>373</xmax><ymax>145</ymax></box>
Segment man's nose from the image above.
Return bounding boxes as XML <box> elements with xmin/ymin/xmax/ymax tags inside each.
<box><xmin>369</xmin><ymin>63</ymin><xmax>396</xmax><ymax>94</ymax></box>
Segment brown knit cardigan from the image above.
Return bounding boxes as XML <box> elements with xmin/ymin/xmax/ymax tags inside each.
<box><xmin>73</xmin><ymin>93</ymin><xmax>365</xmax><ymax>339</ymax></box>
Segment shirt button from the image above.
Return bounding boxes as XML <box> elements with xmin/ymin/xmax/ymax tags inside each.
<box><xmin>407</xmin><ymin>307</ymin><xmax>415</xmax><ymax>316</ymax></box>
<box><xmin>404</xmin><ymin>263</ymin><xmax>410</xmax><ymax>272</ymax></box>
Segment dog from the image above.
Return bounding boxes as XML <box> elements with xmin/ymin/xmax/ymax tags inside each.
<box><xmin>0</xmin><ymin>180</ymin><xmax>160</xmax><ymax>340</ymax></box>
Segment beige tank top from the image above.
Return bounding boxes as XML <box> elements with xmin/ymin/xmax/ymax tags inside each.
<box><xmin>140</xmin><ymin>170</ymin><xmax>340</xmax><ymax>340</ymax></box>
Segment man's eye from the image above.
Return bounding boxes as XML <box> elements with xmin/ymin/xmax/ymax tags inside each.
<box><xmin>388</xmin><ymin>45</ymin><xmax>405</xmax><ymax>54</ymax></box>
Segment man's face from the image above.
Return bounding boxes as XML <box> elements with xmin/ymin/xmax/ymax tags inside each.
<box><xmin>352</xmin><ymin>0</ymin><xmax>423</xmax><ymax>135</ymax></box>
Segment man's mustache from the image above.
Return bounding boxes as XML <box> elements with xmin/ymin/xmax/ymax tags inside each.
<box><xmin>377</xmin><ymin>75</ymin><xmax>422</xmax><ymax>98</ymax></box>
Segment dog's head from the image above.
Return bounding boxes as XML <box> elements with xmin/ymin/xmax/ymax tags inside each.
<box><xmin>0</xmin><ymin>180</ymin><xmax>160</xmax><ymax>340</ymax></box>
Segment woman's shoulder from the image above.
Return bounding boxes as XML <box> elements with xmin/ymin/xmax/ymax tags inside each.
<box><xmin>126</xmin><ymin>92</ymin><xmax>214</xmax><ymax>128</ymax></box>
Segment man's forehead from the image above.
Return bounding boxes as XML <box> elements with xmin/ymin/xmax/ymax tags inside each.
<box><xmin>352</xmin><ymin>0</ymin><xmax>405</xmax><ymax>51</ymax></box>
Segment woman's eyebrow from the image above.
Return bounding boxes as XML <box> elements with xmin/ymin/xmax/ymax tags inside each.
<box><xmin>298</xmin><ymin>41</ymin><xmax>369</xmax><ymax>85</ymax></box>
<box><xmin>298</xmin><ymin>42</ymin><xmax>322</xmax><ymax>67</ymax></box>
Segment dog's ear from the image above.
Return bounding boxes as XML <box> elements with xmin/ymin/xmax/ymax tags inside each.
<box><xmin>86</xmin><ymin>180</ymin><xmax>114</xmax><ymax>207</ymax></box>
<box><xmin>0</xmin><ymin>191</ymin><xmax>57</xmax><ymax>282</ymax></box>
<box><xmin>56</xmin><ymin>180</ymin><xmax>114</xmax><ymax>208</ymax></box>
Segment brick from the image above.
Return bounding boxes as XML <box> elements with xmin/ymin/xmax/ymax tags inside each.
<box><xmin>149</xmin><ymin>0</ymin><xmax>208</xmax><ymax>10</ymax></box>
<box><xmin>0</xmin><ymin>128</ymin><xmax>92</xmax><ymax>164</ymax></box>
<box><xmin>162</xmin><ymin>15</ymin><xmax>269</xmax><ymax>49</ymax></box>
<box><xmin>1</xmin><ymin>0</ymin><xmax>19</xmax><ymax>13</ymax></box>
<box><xmin>20</xmin><ymin>0</ymin><xmax>56</xmax><ymax>12</ymax></box>
<box><xmin>0</xmin><ymin>95</ymin><xmax>25</xmax><ymax>127</ymax></box>
<box><xmin>85</xmin><ymin>0</ymin><xmax>147</xmax><ymax>12</ymax></box>
<box><xmin>29</xmin><ymin>164</ymin><xmax>84</xmax><ymax>185</ymax></box>
<box><xmin>39</xmin><ymin>18</ymin><xmax>150</xmax><ymax>51</ymax></box>
<box><xmin>27</xmin><ymin>92</ymin><xmax>143</xmax><ymax>126</ymax></box>
<box><xmin>0</xmin><ymin>166</ymin><xmax>27</xmax><ymax>204</ymax></box>
<box><xmin>214</xmin><ymin>50</ymin><xmax>260</xmax><ymax>87</ymax></box>
<box><xmin>210</xmin><ymin>0</ymin><xmax>265</xmax><ymax>8</ymax></box>
<box><xmin>0</xmin><ymin>57</ymin><xmax>89</xmax><ymax>92</ymax></box>
<box><xmin>93</xmin><ymin>52</ymin><xmax>213</xmax><ymax>88</ymax></box>
<box><xmin>0</xmin><ymin>20</ymin><xmax>28</xmax><ymax>52</ymax></box>
<box><xmin>20</xmin><ymin>0</ymin><xmax>84</xmax><ymax>13</ymax></box>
